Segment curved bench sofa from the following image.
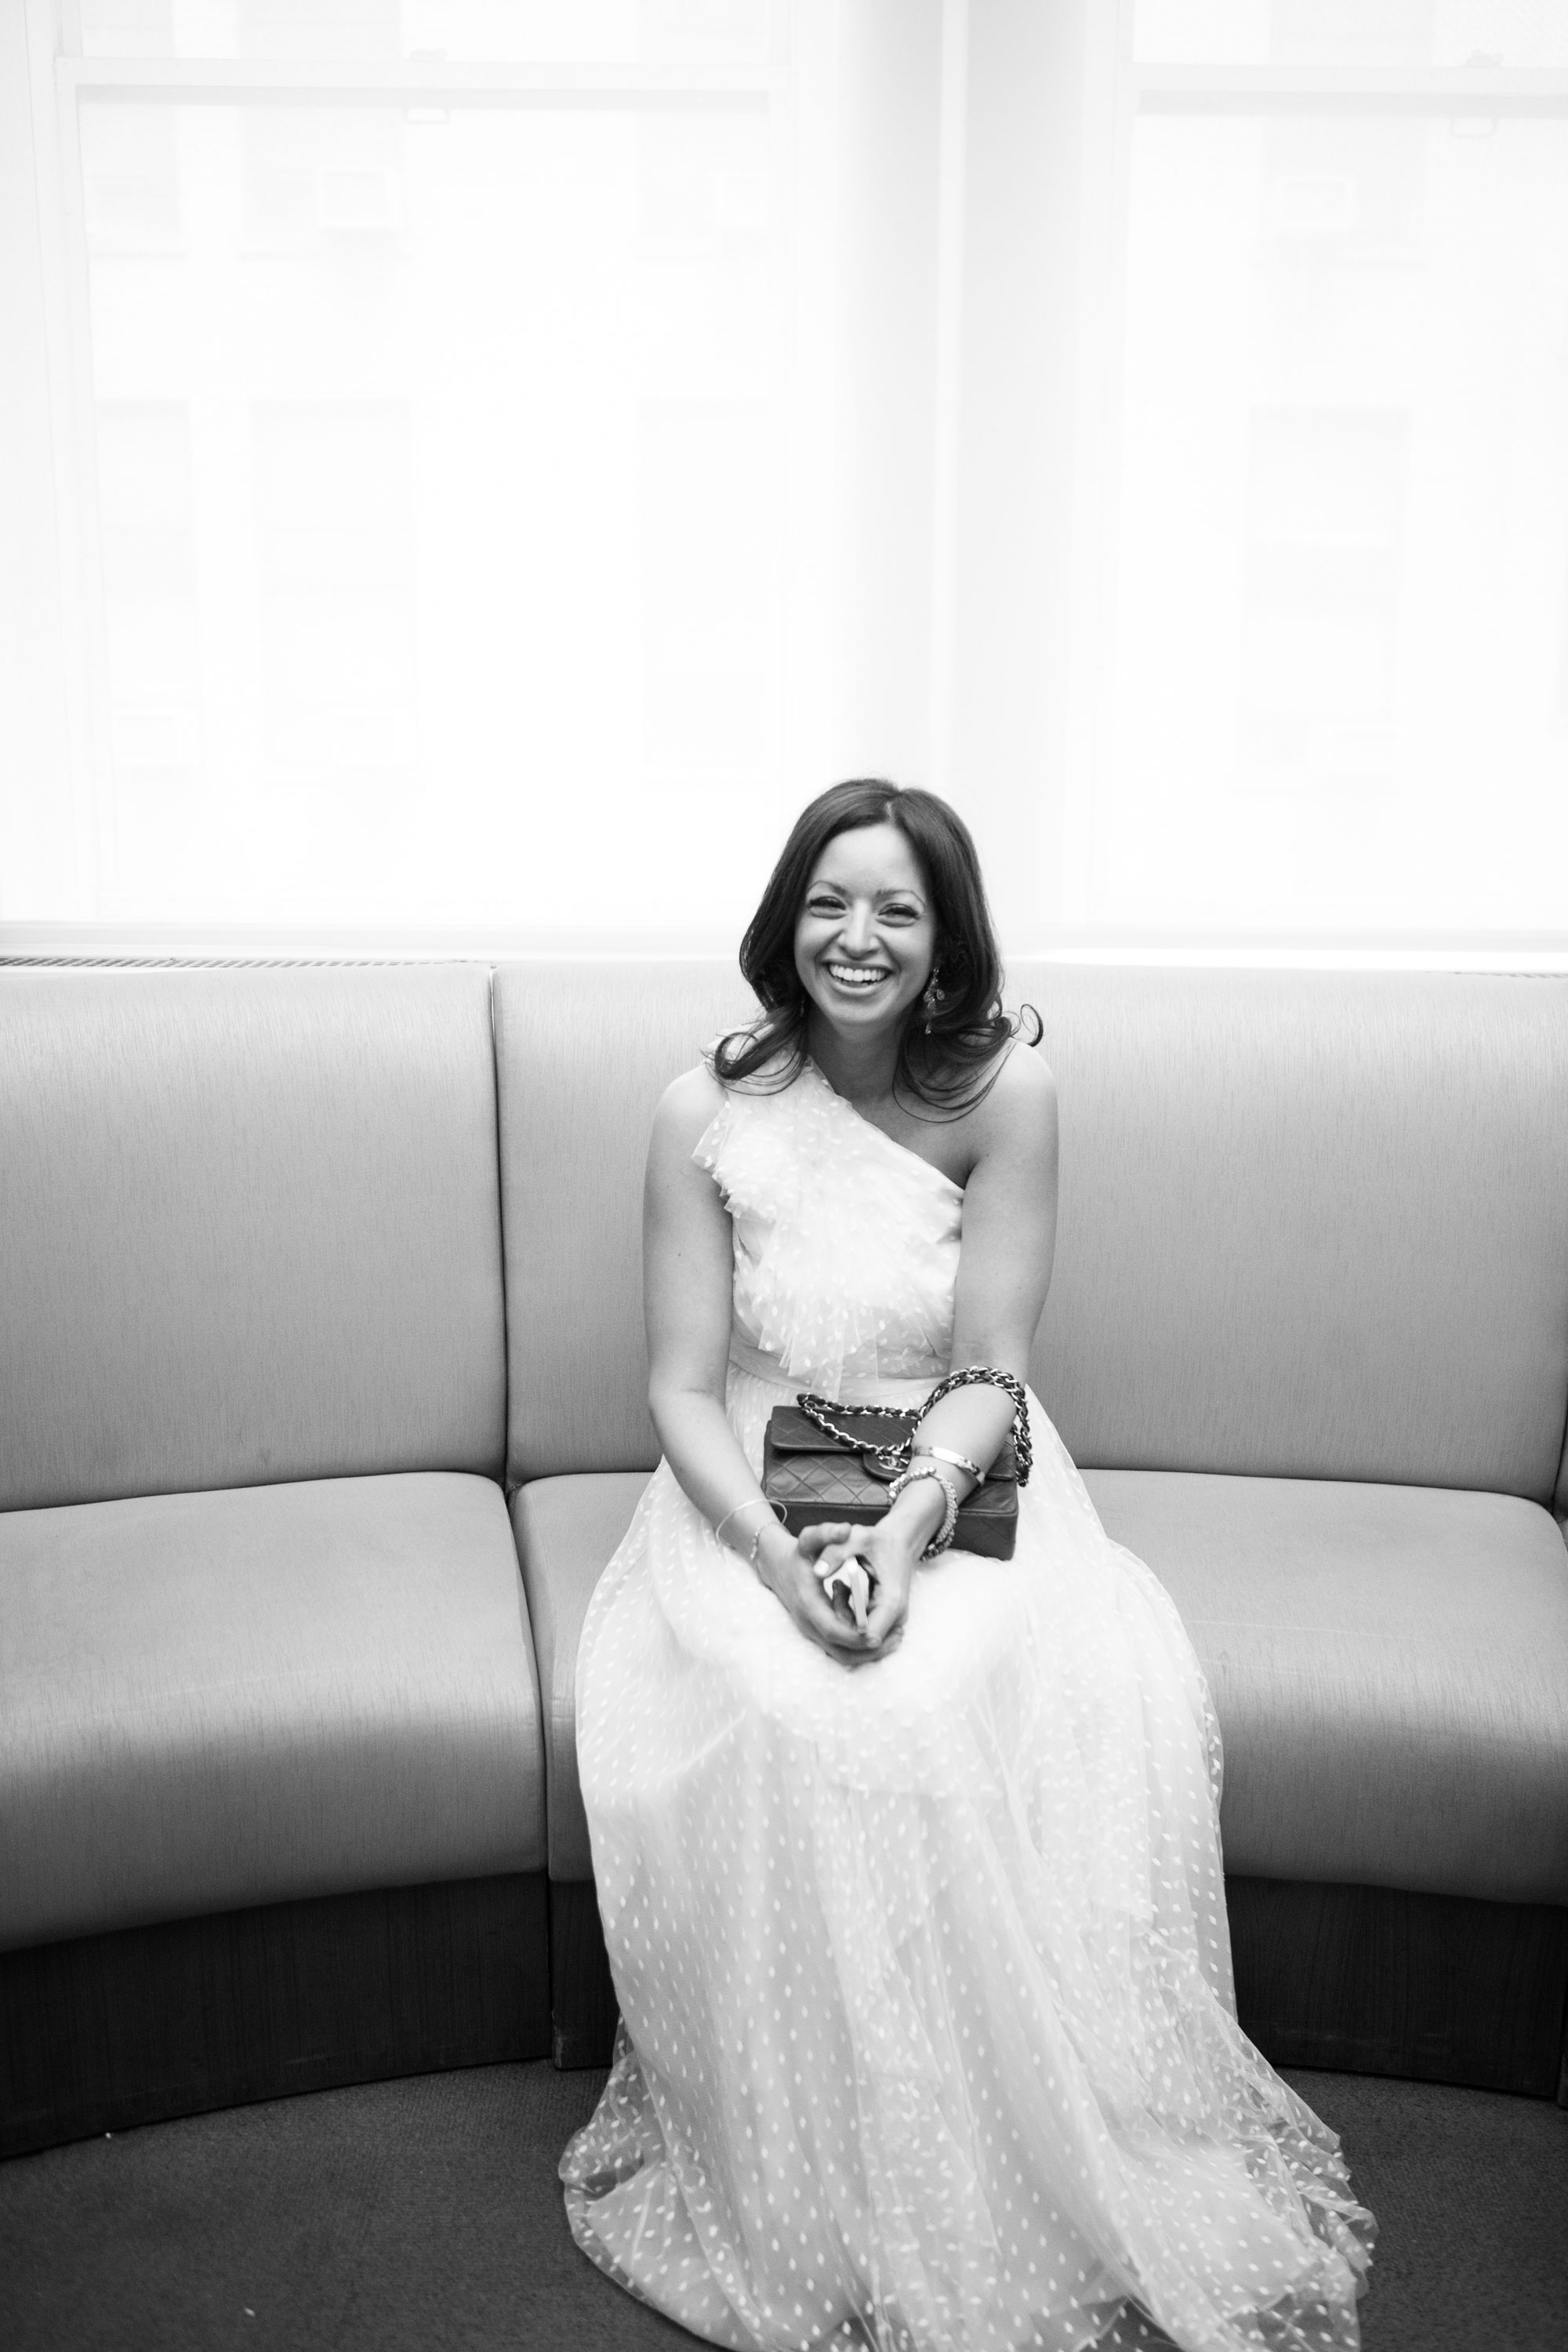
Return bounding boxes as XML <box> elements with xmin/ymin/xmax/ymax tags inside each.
<box><xmin>2</xmin><ymin>958</ymin><xmax>1566</xmax><ymax>2157</ymax></box>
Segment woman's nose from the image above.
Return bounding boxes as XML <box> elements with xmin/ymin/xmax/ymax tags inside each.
<box><xmin>840</xmin><ymin>903</ymin><xmax>877</xmax><ymax>954</ymax></box>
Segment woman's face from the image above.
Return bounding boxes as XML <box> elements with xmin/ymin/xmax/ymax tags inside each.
<box><xmin>793</xmin><ymin>821</ymin><xmax>938</xmax><ymax>1044</ymax></box>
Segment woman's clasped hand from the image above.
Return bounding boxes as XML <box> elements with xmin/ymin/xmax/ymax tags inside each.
<box><xmin>763</xmin><ymin>1512</ymin><xmax>922</xmax><ymax>1663</ymax></box>
<box><xmin>753</xmin><ymin>1450</ymin><xmax>958</xmax><ymax>1664</ymax></box>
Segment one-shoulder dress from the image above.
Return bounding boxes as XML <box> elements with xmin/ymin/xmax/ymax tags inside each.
<box><xmin>560</xmin><ymin>1061</ymin><xmax>1374</xmax><ymax>2352</ymax></box>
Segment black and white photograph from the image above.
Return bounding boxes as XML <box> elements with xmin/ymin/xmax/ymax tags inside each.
<box><xmin>2</xmin><ymin>5</ymin><xmax>1566</xmax><ymax>2350</ymax></box>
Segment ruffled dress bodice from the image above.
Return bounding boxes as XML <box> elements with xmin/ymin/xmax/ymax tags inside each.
<box><xmin>697</xmin><ymin>1057</ymin><xmax>961</xmax><ymax>1400</ymax></box>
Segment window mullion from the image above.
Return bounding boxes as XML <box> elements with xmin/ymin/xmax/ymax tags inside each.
<box><xmin>27</xmin><ymin>0</ymin><xmax>112</xmax><ymax>918</ymax></box>
<box><xmin>1059</xmin><ymin>0</ymin><xmax>1138</xmax><ymax>934</ymax></box>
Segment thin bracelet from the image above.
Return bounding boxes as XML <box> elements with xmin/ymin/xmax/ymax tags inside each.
<box><xmin>887</xmin><ymin>1464</ymin><xmax>958</xmax><ymax>1559</ymax></box>
<box><xmin>747</xmin><ymin>1505</ymin><xmax>788</xmax><ymax>1572</ymax></box>
<box><xmin>713</xmin><ymin>1497</ymin><xmax>772</xmax><ymax>1552</ymax></box>
<box><xmin>911</xmin><ymin>1443</ymin><xmax>985</xmax><ymax>1485</ymax></box>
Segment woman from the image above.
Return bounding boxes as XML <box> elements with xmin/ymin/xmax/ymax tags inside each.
<box><xmin>561</xmin><ymin>782</ymin><xmax>1374</xmax><ymax>2352</ymax></box>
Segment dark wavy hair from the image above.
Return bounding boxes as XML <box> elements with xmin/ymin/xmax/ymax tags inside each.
<box><xmin>713</xmin><ymin>779</ymin><xmax>1039</xmax><ymax>1116</ymax></box>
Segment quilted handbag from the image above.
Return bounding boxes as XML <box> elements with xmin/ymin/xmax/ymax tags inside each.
<box><xmin>762</xmin><ymin>1398</ymin><xmax>1020</xmax><ymax>1559</ymax></box>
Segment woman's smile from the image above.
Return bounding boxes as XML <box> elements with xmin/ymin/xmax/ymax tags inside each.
<box><xmin>793</xmin><ymin>821</ymin><xmax>938</xmax><ymax>1041</ymax></box>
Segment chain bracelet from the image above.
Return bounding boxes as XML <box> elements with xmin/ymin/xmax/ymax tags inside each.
<box><xmin>887</xmin><ymin>1463</ymin><xmax>959</xmax><ymax>1558</ymax></box>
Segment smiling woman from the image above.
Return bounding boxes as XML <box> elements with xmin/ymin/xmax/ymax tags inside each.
<box><xmin>558</xmin><ymin>778</ymin><xmax>1377</xmax><ymax>2352</ymax></box>
<box><xmin>799</xmin><ymin>826</ymin><xmax>937</xmax><ymax>1055</ymax></box>
<box><xmin>713</xmin><ymin>779</ymin><xmax>1035</xmax><ymax>1123</ymax></box>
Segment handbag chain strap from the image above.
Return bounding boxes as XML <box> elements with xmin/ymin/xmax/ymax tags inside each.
<box><xmin>794</xmin><ymin>1364</ymin><xmax>1033</xmax><ymax>1488</ymax></box>
<box><xmin>923</xmin><ymin>1365</ymin><xmax>1033</xmax><ymax>1486</ymax></box>
<box><xmin>793</xmin><ymin>1394</ymin><xmax>914</xmax><ymax>1477</ymax></box>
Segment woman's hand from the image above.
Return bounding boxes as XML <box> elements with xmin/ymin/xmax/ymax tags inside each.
<box><xmin>755</xmin><ymin>1519</ymin><xmax>921</xmax><ymax>1666</ymax></box>
<box><xmin>751</xmin><ymin>1520</ymin><xmax>883</xmax><ymax>1662</ymax></box>
<box><xmin>806</xmin><ymin>1512</ymin><xmax>928</xmax><ymax>1666</ymax></box>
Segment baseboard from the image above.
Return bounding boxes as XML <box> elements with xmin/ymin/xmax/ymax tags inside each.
<box><xmin>549</xmin><ymin>1879</ymin><xmax>619</xmax><ymax>2070</ymax></box>
<box><xmin>1227</xmin><ymin>1877</ymin><xmax>1568</xmax><ymax>2097</ymax></box>
<box><xmin>549</xmin><ymin>1871</ymin><xmax>1568</xmax><ymax>2096</ymax></box>
<box><xmin>0</xmin><ymin>1872</ymin><xmax>551</xmax><ymax>2158</ymax></box>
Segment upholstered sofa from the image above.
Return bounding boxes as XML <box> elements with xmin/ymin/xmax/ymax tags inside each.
<box><xmin>3</xmin><ymin>958</ymin><xmax>1566</xmax><ymax>2158</ymax></box>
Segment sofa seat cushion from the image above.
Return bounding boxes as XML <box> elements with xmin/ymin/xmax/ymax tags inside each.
<box><xmin>1085</xmin><ymin>1470</ymin><xmax>1568</xmax><ymax>1906</ymax></box>
<box><xmin>518</xmin><ymin>1468</ymin><xmax>1568</xmax><ymax>1908</ymax></box>
<box><xmin>510</xmin><ymin>1473</ymin><xmax>652</xmax><ymax>1882</ymax></box>
<box><xmin>0</xmin><ymin>1472</ymin><xmax>545</xmax><ymax>1951</ymax></box>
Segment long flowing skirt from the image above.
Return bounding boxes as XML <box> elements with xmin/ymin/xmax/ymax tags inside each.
<box><xmin>561</xmin><ymin>1370</ymin><xmax>1374</xmax><ymax>2352</ymax></box>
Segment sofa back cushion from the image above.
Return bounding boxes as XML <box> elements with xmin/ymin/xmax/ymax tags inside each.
<box><xmin>496</xmin><ymin>960</ymin><xmax>1568</xmax><ymax>1503</ymax></box>
<box><xmin>1018</xmin><ymin>965</ymin><xmax>1568</xmax><ymax>1501</ymax></box>
<box><xmin>495</xmin><ymin>960</ymin><xmax>753</xmax><ymax>1485</ymax></box>
<box><xmin>0</xmin><ymin>965</ymin><xmax>506</xmax><ymax>1512</ymax></box>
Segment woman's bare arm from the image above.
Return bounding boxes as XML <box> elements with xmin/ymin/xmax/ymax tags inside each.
<box><xmin>644</xmin><ymin>1068</ymin><xmax>869</xmax><ymax>1657</ymax></box>
<box><xmin>916</xmin><ymin>1042</ymin><xmax>1058</xmax><ymax>1470</ymax></box>
<box><xmin>821</xmin><ymin>1047</ymin><xmax>1059</xmax><ymax>1639</ymax></box>
<box><xmin>643</xmin><ymin>1065</ymin><xmax>742</xmax><ymax>1511</ymax></box>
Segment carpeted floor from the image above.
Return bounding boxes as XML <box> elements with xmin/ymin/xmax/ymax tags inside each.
<box><xmin>1</xmin><ymin>2063</ymin><xmax>1564</xmax><ymax>2351</ymax></box>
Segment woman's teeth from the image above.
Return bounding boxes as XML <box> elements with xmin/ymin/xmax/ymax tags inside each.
<box><xmin>827</xmin><ymin>964</ymin><xmax>887</xmax><ymax>989</ymax></box>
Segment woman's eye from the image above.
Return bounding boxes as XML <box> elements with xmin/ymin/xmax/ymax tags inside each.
<box><xmin>807</xmin><ymin>895</ymin><xmax>842</xmax><ymax>915</ymax></box>
<box><xmin>881</xmin><ymin>903</ymin><xmax>918</xmax><ymax>921</ymax></box>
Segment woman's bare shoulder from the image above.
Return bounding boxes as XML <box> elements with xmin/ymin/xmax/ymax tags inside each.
<box><xmin>964</xmin><ymin>1039</ymin><xmax>1058</xmax><ymax>1158</ymax></box>
<box><xmin>651</xmin><ymin>1062</ymin><xmax>730</xmax><ymax>1154</ymax></box>
<box><xmin>992</xmin><ymin>1036</ymin><xmax>1057</xmax><ymax>1103</ymax></box>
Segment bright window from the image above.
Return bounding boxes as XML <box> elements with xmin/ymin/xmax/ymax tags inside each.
<box><xmin>4</xmin><ymin>0</ymin><xmax>1567</xmax><ymax>959</ymax></box>
<box><xmin>1070</xmin><ymin>0</ymin><xmax>1568</xmax><ymax>945</ymax></box>
<box><xmin>7</xmin><ymin>0</ymin><xmax>828</xmax><ymax>942</ymax></box>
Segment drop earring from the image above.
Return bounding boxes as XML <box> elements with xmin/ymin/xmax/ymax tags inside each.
<box><xmin>923</xmin><ymin>967</ymin><xmax>944</xmax><ymax>1032</ymax></box>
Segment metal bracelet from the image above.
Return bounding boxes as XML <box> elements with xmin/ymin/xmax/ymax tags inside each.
<box><xmin>911</xmin><ymin>1443</ymin><xmax>985</xmax><ymax>1485</ymax></box>
<box><xmin>887</xmin><ymin>1463</ymin><xmax>959</xmax><ymax>1559</ymax></box>
<box><xmin>713</xmin><ymin>1497</ymin><xmax>773</xmax><ymax>1552</ymax></box>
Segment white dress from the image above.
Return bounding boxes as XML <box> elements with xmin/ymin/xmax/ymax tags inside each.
<box><xmin>561</xmin><ymin>1061</ymin><xmax>1374</xmax><ymax>2352</ymax></box>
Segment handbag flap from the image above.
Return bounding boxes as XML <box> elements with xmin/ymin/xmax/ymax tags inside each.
<box><xmin>768</xmin><ymin>1407</ymin><xmax>911</xmax><ymax>1457</ymax></box>
<box><xmin>766</xmin><ymin>1406</ymin><xmax>1016</xmax><ymax>1481</ymax></box>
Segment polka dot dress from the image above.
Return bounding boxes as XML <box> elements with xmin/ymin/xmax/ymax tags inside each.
<box><xmin>561</xmin><ymin>1062</ymin><xmax>1375</xmax><ymax>2351</ymax></box>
